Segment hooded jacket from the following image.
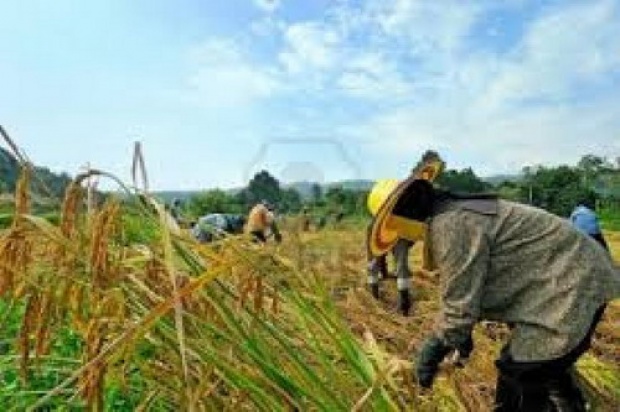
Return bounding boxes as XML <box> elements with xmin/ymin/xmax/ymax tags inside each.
<box><xmin>428</xmin><ymin>198</ymin><xmax>620</xmax><ymax>362</ymax></box>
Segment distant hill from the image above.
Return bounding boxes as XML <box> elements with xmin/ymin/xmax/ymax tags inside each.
<box><xmin>0</xmin><ymin>147</ymin><xmax>20</xmax><ymax>192</ymax></box>
<box><xmin>152</xmin><ymin>191</ymin><xmax>199</xmax><ymax>203</ymax></box>
<box><xmin>0</xmin><ymin>147</ymin><xmax>72</xmax><ymax>199</ymax></box>
<box><xmin>284</xmin><ymin>181</ymin><xmax>315</xmax><ymax>200</ymax></box>
<box><xmin>148</xmin><ymin>175</ymin><xmax>530</xmax><ymax>203</ymax></box>
<box><xmin>152</xmin><ymin>179</ymin><xmax>375</xmax><ymax>204</ymax></box>
<box><xmin>482</xmin><ymin>174</ymin><xmax>523</xmax><ymax>186</ymax></box>
<box><xmin>286</xmin><ymin>179</ymin><xmax>374</xmax><ymax>200</ymax></box>
<box><xmin>326</xmin><ymin>179</ymin><xmax>374</xmax><ymax>191</ymax></box>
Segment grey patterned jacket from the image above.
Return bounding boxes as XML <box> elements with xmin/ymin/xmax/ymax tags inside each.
<box><xmin>428</xmin><ymin>198</ymin><xmax>620</xmax><ymax>362</ymax></box>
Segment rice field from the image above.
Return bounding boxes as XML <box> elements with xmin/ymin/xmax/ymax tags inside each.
<box><xmin>0</xmin><ymin>170</ymin><xmax>619</xmax><ymax>411</ymax></box>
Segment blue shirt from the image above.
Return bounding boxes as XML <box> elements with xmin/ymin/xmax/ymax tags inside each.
<box><xmin>569</xmin><ymin>205</ymin><xmax>601</xmax><ymax>235</ymax></box>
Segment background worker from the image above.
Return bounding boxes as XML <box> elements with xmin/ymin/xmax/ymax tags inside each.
<box><xmin>246</xmin><ymin>200</ymin><xmax>282</xmax><ymax>243</ymax></box>
<box><xmin>191</xmin><ymin>213</ymin><xmax>245</xmax><ymax>243</ymax></box>
<box><xmin>368</xmin><ymin>164</ymin><xmax>620</xmax><ymax>411</ymax></box>
<box><xmin>570</xmin><ymin>196</ymin><xmax>609</xmax><ymax>250</ymax></box>
<box><xmin>169</xmin><ymin>198</ymin><xmax>183</xmax><ymax>224</ymax></box>
<box><xmin>366</xmin><ymin>179</ymin><xmax>415</xmax><ymax>316</ymax></box>
<box><xmin>300</xmin><ymin>206</ymin><xmax>311</xmax><ymax>232</ymax></box>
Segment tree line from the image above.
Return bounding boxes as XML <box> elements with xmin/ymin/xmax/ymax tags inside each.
<box><xmin>2</xmin><ymin>144</ymin><xmax>617</xmax><ymax>222</ymax></box>
<box><xmin>184</xmin><ymin>152</ymin><xmax>620</xmax><ymax>221</ymax></box>
<box><xmin>184</xmin><ymin>170</ymin><xmax>368</xmax><ymax>220</ymax></box>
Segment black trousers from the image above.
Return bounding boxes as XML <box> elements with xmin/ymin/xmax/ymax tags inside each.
<box><xmin>590</xmin><ymin>233</ymin><xmax>609</xmax><ymax>251</ymax></box>
<box><xmin>250</xmin><ymin>230</ymin><xmax>267</xmax><ymax>243</ymax></box>
<box><xmin>494</xmin><ymin>306</ymin><xmax>606</xmax><ymax>412</ymax></box>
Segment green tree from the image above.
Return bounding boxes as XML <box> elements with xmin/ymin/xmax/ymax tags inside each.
<box><xmin>325</xmin><ymin>186</ymin><xmax>364</xmax><ymax>216</ymax></box>
<box><xmin>243</xmin><ymin>170</ymin><xmax>281</xmax><ymax>206</ymax></box>
<box><xmin>495</xmin><ymin>180</ymin><xmax>521</xmax><ymax>201</ymax></box>
<box><xmin>311</xmin><ymin>183</ymin><xmax>322</xmax><ymax>203</ymax></box>
<box><xmin>577</xmin><ymin>154</ymin><xmax>613</xmax><ymax>187</ymax></box>
<box><xmin>280</xmin><ymin>188</ymin><xmax>302</xmax><ymax>213</ymax></box>
<box><xmin>436</xmin><ymin>168</ymin><xmax>491</xmax><ymax>193</ymax></box>
<box><xmin>519</xmin><ymin>165</ymin><xmax>594</xmax><ymax>217</ymax></box>
<box><xmin>188</xmin><ymin>189</ymin><xmax>243</xmax><ymax>217</ymax></box>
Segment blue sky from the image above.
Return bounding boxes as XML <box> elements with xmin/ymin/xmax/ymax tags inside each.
<box><xmin>1</xmin><ymin>0</ymin><xmax>619</xmax><ymax>190</ymax></box>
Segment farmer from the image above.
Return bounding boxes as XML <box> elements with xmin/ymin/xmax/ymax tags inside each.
<box><xmin>246</xmin><ymin>200</ymin><xmax>282</xmax><ymax>244</ymax></box>
<box><xmin>300</xmin><ymin>206</ymin><xmax>311</xmax><ymax>232</ymax></box>
<box><xmin>368</xmin><ymin>160</ymin><xmax>620</xmax><ymax>411</ymax></box>
<box><xmin>191</xmin><ymin>213</ymin><xmax>245</xmax><ymax>243</ymax></box>
<box><xmin>169</xmin><ymin>198</ymin><xmax>183</xmax><ymax>224</ymax></box>
<box><xmin>366</xmin><ymin>179</ymin><xmax>416</xmax><ymax>316</ymax></box>
<box><xmin>570</xmin><ymin>197</ymin><xmax>609</xmax><ymax>251</ymax></box>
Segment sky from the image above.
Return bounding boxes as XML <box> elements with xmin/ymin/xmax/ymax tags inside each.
<box><xmin>1</xmin><ymin>0</ymin><xmax>619</xmax><ymax>190</ymax></box>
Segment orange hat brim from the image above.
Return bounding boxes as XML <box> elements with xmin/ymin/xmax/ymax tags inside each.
<box><xmin>367</xmin><ymin>159</ymin><xmax>443</xmax><ymax>257</ymax></box>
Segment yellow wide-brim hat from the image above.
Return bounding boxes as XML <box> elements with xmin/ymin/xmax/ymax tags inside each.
<box><xmin>367</xmin><ymin>159</ymin><xmax>444</xmax><ymax>257</ymax></box>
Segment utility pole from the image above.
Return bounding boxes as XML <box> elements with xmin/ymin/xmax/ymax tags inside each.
<box><xmin>80</xmin><ymin>162</ymin><xmax>99</xmax><ymax>214</ymax></box>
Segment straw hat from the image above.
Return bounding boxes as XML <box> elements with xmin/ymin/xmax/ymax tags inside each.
<box><xmin>367</xmin><ymin>159</ymin><xmax>444</xmax><ymax>257</ymax></box>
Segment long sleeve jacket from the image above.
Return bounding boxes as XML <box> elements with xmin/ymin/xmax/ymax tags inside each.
<box><xmin>428</xmin><ymin>199</ymin><xmax>620</xmax><ymax>362</ymax></box>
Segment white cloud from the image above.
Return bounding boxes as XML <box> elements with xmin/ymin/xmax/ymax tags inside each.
<box><xmin>253</xmin><ymin>0</ymin><xmax>281</xmax><ymax>13</ymax></box>
<box><xmin>336</xmin><ymin>53</ymin><xmax>413</xmax><ymax>99</ymax></box>
<box><xmin>279</xmin><ymin>22</ymin><xmax>341</xmax><ymax>74</ymax></box>
<box><xmin>375</xmin><ymin>0</ymin><xmax>482</xmax><ymax>56</ymax></box>
<box><xmin>358</xmin><ymin>96</ymin><xmax>620</xmax><ymax>176</ymax></box>
<box><xmin>481</xmin><ymin>0</ymin><xmax>620</xmax><ymax>108</ymax></box>
<box><xmin>343</xmin><ymin>0</ymin><xmax>620</xmax><ymax>174</ymax></box>
<box><xmin>185</xmin><ymin>0</ymin><xmax>620</xmax><ymax>176</ymax></box>
<box><xmin>187</xmin><ymin>39</ymin><xmax>283</xmax><ymax>107</ymax></box>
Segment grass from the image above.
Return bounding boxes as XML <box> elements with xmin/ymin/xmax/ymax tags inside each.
<box><xmin>0</xmin><ymin>169</ymin><xmax>618</xmax><ymax>411</ymax></box>
<box><xmin>600</xmin><ymin>207</ymin><xmax>620</xmax><ymax>232</ymax></box>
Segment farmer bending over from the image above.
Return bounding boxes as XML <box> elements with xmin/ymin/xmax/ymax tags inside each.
<box><xmin>570</xmin><ymin>196</ymin><xmax>609</xmax><ymax>251</ymax></box>
<box><xmin>246</xmin><ymin>200</ymin><xmax>282</xmax><ymax>244</ymax></box>
<box><xmin>192</xmin><ymin>213</ymin><xmax>245</xmax><ymax>243</ymax></box>
<box><xmin>367</xmin><ymin>160</ymin><xmax>620</xmax><ymax>411</ymax></box>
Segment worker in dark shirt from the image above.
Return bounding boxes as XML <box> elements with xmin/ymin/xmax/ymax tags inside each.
<box><xmin>368</xmin><ymin>160</ymin><xmax>620</xmax><ymax>411</ymax></box>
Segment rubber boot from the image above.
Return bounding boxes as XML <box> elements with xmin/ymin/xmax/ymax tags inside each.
<box><xmin>370</xmin><ymin>283</ymin><xmax>380</xmax><ymax>299</ymax></box>
<box><xmin>547</xmin><ymin>374</ymin><xmax>587</xmax><ymax>412</ymax></box>
<box><xmin>397</xmin><ymin>290</ymin><xmax>411</xmax><ymax>316</ymax></box>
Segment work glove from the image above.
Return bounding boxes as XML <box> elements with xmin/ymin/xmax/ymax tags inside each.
<box><xmin>451</xmin><ymin>334</ymin><xmax>473</xmax><ymax>366</ymax></box>
<box><xmin>415</xmin><ymin>336</ymin><xmax>452</xmax><ymax>388</ymax></box>
<box><xmin>397</xmin><ymin>290</ymin><xmax>411</xmax><ymax>316</ymax></box>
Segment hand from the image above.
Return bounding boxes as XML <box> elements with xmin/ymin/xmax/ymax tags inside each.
<box><xmin>453</xmin><ymin>334</ymin><xmax>473</xmax><ymax>361</ymax></box>
<box><xmin>415</xmin><ymin>337</ymin><xmax>452</xmax><ymax>388</ymax></box>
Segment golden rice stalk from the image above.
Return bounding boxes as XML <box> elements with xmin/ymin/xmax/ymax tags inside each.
<box><xmin>19</xmin><ymin>292</ymin><xmax>41</xmax><ymax>384</ymax></box>
<box><xmin>89</xmin><ymin>199</ymin><xmax>121</xmax><ymax>289</ymax></box>
<box><xmin>14</xmin><ymin>166</ymin><xmax>31</xmax><ymax>217</ymax></box>
<box><xmin>54</xmin><ymin>180</ymin><xmax>84</xmax><ymax>270</ymax></box>
<box><xmin>0</xmin><ymin>167</ymin><xmax>32</xmax><ymax>297</ymax></box>
<box><xmin>59</xmin><ymin>181</ymin><xmax>82</xmax><ymax>237</ymax></box>
<box><xmin>78</xmin><ymin>319</ymin><xmax>106</xmax><ymax>411</ymax></box>
<box><xmin>34</xmin><ymin>292</ymin><xmax>54</xmax><ymax>359</ymax></box>
<box><xmin>0</xmin><ymin>168</ymin><xmax>33</xmax><ymax>298</ymax></box>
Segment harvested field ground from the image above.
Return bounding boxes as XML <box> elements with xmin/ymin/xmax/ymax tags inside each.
<box><xmin>285</xmin><ymin>225</ymin><xmax>620</xmax><ymax>411</ymax></box>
